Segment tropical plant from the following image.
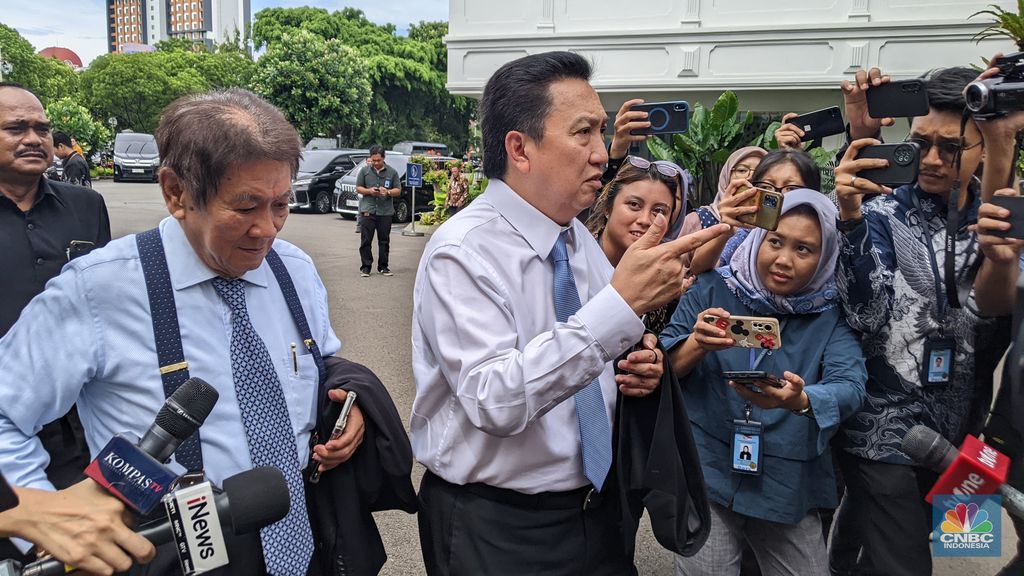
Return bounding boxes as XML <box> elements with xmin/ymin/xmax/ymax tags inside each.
<box><xmin>971</xmin><ymin>1</ymin><xmax>1024</xmax><ymax>51</ymax></box>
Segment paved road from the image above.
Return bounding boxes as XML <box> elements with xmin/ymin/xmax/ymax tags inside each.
<box><xmin>96</xmin><ymin>181</ymin><xmax>1017</xmax><ymax>575</ymax></box>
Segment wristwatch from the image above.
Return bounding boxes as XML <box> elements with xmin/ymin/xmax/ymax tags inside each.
<box><xmin>791</xmin><ymin>397</ymin><xmax>814</xmax><ymax>419</ymax></box>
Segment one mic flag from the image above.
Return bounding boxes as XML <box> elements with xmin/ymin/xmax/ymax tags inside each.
<box><xmin>19</xmin><ymin>467</ymin><xmax>290</xmax><ymax>576</ymax></box>
<box><xmin>901</xmin><ymin>425</ymin><xmax>1024</xmax><ymax>519</ymax></box>
<box><xmin>84</xmin><ymin>378</ymin><xmax>219</xmax><ymax>513</ymax></box>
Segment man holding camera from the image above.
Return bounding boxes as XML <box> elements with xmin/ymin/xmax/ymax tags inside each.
<box><xmin>828</xmin><ymin>61</ymin><xmax>1024</xmax><ymax>575</ymax></box>
<box><xmin>355</xmin><ymin>145</ymin><xmax>400</xmax><ymax>277</ymax></box>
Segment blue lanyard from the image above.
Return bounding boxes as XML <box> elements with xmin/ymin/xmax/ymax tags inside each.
<box><xmin>748</xmin><ymin>348</ymin><xmax>768</xmax><ymax>371</ymax></box>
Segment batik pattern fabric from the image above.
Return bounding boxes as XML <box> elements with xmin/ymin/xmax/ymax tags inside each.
<box><xmin>835</xmin><ymin>183</ymin><xmax>1003</xmax><ymax>464</ymax></box>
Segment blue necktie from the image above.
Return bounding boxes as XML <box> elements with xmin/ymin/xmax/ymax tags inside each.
<box><xmin>212</xmin><ymin>278</ymin><xmax>313</xmax><ymax>575</ymax></box>
<box><xmin>550</xmin><ymin>231</ymin><xmax>613</xmax><ymax>491</ymax></box>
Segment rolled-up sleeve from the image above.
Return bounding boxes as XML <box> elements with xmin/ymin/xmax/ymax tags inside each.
<box><xmin>417</xmin><ymin>244</ymin><xmax>643</xmax><ymax>437</ymax></box>
<box><xmin>0</xmin><ymin>267</ymin><xmax>101</xmax><ymax>490</ymax></box>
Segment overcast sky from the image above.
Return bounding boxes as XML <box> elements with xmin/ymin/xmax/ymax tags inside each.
<box><xmin>5</xmin><ymin>0</ymin><xmax>449</xmax><ymax>67</ymax></box>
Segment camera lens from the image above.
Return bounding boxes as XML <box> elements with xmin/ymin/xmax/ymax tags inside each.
<box><xmin>762</xmin><ymin>196</ymin><xmax>777</xmax><ymax>208</ymax></box>
<box><xmin>893</xmin><ymin>144</ymin><xmax>915</xmax><ymax>166</ymax></box>
<box><xmin>965</xmin><ymin>81</ymin><xmax>990</xmax><ymax>113</ymax></box>
<box><xmin>648</xmin><ymin>107</ymin><xmax>670</xmax><ymax>131</ymax></box>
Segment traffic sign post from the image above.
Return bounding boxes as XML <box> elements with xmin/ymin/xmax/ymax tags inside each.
<box><xmin>402</xmin><ymin>163</ymin><xmax>425</xmax><ymax>237</ymax></box>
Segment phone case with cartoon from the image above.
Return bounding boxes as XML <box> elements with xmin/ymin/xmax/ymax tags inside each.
<box><xmin>703</xmin><ymin>315</ymin><xmax>782</xmax><ymax>350</ymax></box>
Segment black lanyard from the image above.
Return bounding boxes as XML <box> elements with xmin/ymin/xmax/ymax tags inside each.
<box><xmin>910</xmin><ymin>191</ymin><xmax>979</xmax><ymax>324</ymax></box>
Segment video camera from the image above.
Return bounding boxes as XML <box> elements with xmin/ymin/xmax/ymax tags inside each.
<box><xmin>965</xmin><ymin>51</ymin><xmax>1024</xmax><ymax>118</ymax></box>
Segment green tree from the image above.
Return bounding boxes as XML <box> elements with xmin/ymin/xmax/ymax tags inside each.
<box><xmin>250</xmin><ymin>8</ymin><xmax>476</xmax><ymax>153</ymax></box>
<box><xmin>0</xmin><ymin>24</ymin><xmax>80</xmax><ymax>105</ymax></box>
<box><xmin>45</xmin><ymin>97</ymin><xmax>110</xmax><ymax>155</ymax></box>
<box><xmin>252</xmin><ymin>30</ymin><xmax>372</xmax><ymax>143</ymax></box>
<box><xmin>80</xmin><ymin>52</ymin><xmax>207</xmax><ymax>133</ymax></box>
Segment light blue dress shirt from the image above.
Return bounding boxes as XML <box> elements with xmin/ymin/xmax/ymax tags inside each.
<box><xmin>0</xmin><ymin>217</ymin><xmax>341</xmax><ymax>491</ymax></box>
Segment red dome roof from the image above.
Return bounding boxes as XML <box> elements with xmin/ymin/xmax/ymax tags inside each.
<box><xmin>38</xmin><ymin>47</ymin><xmax>83</xmax><ymax>68</ymax></box>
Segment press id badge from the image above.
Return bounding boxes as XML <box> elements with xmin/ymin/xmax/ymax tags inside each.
<box><xmin>732</xmin><ymin>419</ymin><xmax>763</xmax><ymax>476</ymax></box>
<box><xmin>922</xmin><ymin>336</ymin><xmax>955</xmax><ymax>386</ymax></box>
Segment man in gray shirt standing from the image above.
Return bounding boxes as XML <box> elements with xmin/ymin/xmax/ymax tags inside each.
<box><xmin>355</xmin><ymin>145</ymin><xmax>400</xmax><ymax>277</ymax></box>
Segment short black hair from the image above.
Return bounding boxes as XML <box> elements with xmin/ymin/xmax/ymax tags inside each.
<box><xmin>480</xmin><ymin>51</ymin><xmax>593</xmax><ymax>179</ymax></box>
<box><xmin>752</xmin><ymin>148</ymin><xmax>821</xmax><ymax>192</ymax></box>
<box><xmin>52</xmin><ymin>131</ymin><xmax>72</xmax><ymax>148</ymax></box>
<box><xmin>369</xmin><ymin>144</ymin><xmax>385</xmax><ymax>157</ymax></box>
<box><xmin>923</xmin><ymin>67</ymin><xmax>977</xmax><ymax>115</ymax></box>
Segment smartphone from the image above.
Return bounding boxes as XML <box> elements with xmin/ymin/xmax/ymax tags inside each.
<box><xmin>308</xmin><ymin>390</ymin><xmax>358</xmax><ymax>484</ymax></box>
<box><xmin>722</xmin><ymin>370</ymin><xmax>786</xmax><ymax>391</ymax></box>
<box><xmin>786</xmin><ymin>106</ymin><xmax>845</xmax><ymax>142</ymax></box>
<box><xmin>0</xmin><ymin>472</ymin><xmax>17</xmax><ymax>513</ymax></box>
<box><xmin>703</xmin><ymin>314</ymin><xmax>782</xmax><ymax>349</ymax></box>
<box><xmin>866</xmin><ymin>79</ymin><xmax>930</xmax><ymax>119</ymax></box>
<box><xmin>989</xmin><ymin>195</ymin><xmax>1024</xmax><ymax>240</ymax></box>
<box><xmin>736</xmin><ymin>186</ymin><xmax>785</xmax><ymax>232</ymax></box>
<box><xmin>856</xmin><ymin>142</ymin><xmax>920</xmax><ymax>187</ymax></box>
<box><xmin>629</xmin><ymin>101</ymin><xmax>690</xmax><ymax>135</ymax></box>
<box><xmin>66</xmin><ymin>240</ymin><xmax>95</xmax><ymax>261</ymax></box>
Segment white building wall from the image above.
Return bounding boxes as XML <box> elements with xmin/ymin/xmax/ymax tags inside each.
<box><xmin>447</xmin><ymin>0</ymin><xmax>1018</xmax><ymax>122</ymax></box>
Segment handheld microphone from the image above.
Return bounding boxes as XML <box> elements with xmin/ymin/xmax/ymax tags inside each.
<box><xmin>901</xmin><ymin>425</ymin><xmax>1024</xmax><ymax>519</ymax></box>
<box><xmin>19</xmin><ymin>467</ymin><xmax>290</xmax><ymax>576</ymax></box>
<box><xmin>85</xmin><ymin>378</ymin><xmax>219</xmax><ymax>513</ymax></box>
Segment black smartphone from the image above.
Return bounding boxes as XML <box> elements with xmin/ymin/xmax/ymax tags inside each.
<box><xmin>0</xmin><ymin>472</ymin><xmax>17</xmax><ymax>513</ymax></box>
<box><xmin>989</xmin><ymin>195</ymin><xmax>1024</xmax><ymax>240</ymax></box>
<box><xmin>66</xmin><ymin>240</ymin><xmax>95</xmax><ymax>261</ymax></box>
<box><xmin>856</xmin><ymin>142</ymin><xmax>921</xmax><ymax>187</ymax></box>
<box><xmin>866</xmin><ymin>79</ymin><xmax>930</xmax><ymax>119</ymax></box>
<box><xmin>722</xmin><ymin>370</ymin><xmax>786</xmax><ymax>390</ymax></box>
<box><xmin>629</xmin><ymin>101</ymin><xmax>690</xmax><ymax>135</ymax></box>
<box><xmin>786</xmin><ymin>106</ymin><xmax>845</xmax><ymax>142</ymax></box>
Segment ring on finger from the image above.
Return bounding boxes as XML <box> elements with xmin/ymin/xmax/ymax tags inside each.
<box><xmin>851</xmin><ymin>176</ymin><xmax>859</xmax><ymax>187</ymax></box>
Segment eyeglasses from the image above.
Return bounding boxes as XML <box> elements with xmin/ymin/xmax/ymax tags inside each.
<box><xmin>905</xmin><ymin>136</ymin><xmax>982</xmax><ymax>165</ymax></box>
<box><xmin>626</xmin><ymin>156</ymin><xmax>682</xmax><ymax>179</ymax></box>
<box><xmin>751</xmin><ymin>181</ymin><xmax>802</xmax><ymax>194</ymax></box>
<box><xmin>730</xmin><ymin>166</ymin><xmax>755</xmax><ymax>178</ymax></box>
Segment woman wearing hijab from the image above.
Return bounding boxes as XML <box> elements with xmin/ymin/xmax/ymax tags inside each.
<box><xmin>678</xmin><ymin>147</ymin><xmax>767</xmax><ymax>271</ymax></box>
<box><xmin>660</xmin><ymin>190</ymin><xmax>866</xmax><ymax>576</ymax></box>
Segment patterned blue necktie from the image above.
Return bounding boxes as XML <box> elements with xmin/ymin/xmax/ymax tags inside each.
<box><xmin>550</xmin><ymin>231</ymin><xmax>613</xmax><ymax>491</ymax></box>
<box><xmin>212</xmin><ymin>277</ymin><xmax>313</xmax><ymax>575</ymax></box>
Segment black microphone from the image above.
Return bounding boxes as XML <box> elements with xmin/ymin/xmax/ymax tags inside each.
<box><xmin>84</xmin><ymin>378</ymin><xmax>219</xmax><ymax>513</ymax></box>
<box><xmin>902</xmin><ymin>425</ymin><xmax>1024</xmax><ymax>520</ymax></box>
<box><xmin>20</xmin><ymin>467</ymin><xmax>290</xmax><ymax>576</ymax></box>
<box><xmin>140</xmin><ymin>377</ymin><xmax>220</xmax><ymax>463</ymax></box>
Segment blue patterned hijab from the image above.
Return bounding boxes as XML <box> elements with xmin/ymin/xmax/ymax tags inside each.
<box><xmin>716</xmin><ymin>189</ymin><xmax>840</xmax><ymax>315</ymax></box>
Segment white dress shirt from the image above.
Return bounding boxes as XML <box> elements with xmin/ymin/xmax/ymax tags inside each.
<box><xmin>0</xmin><ymin>217</ymin><xmax>341</xmax><ymax>491</ymax></box>
<box><xmin>410</xmin><ymin>180</ymin><xmax>645</xmax><ymax>493</ymax></box>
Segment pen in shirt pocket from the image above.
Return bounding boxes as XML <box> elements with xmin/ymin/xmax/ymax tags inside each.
<box><xmin>290</xmin><ymin>342</ymin><xmax>298</xmax><ymax>375</ymax></box>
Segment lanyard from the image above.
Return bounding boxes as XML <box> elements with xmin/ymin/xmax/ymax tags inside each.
<box><xmin>910</xmin><ymin>192</ymin><xmax>979</xmax><ymax>325</ymax></box>
<box><xmin>748</xmin><ymin>349</ymin><xmax>768</xmax><ymax>371</ymax></box>
<box><xmin>910</xmin><ymin>193</ymin><xmax>949</xmax><ymax>324</ymax></box>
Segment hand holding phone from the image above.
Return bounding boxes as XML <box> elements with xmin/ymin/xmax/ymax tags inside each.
<box><xmin>783</xmin><ymin>107</ymin><xmax>845</xmax><ymax>143</ymax></box>
<box><xmin>703</xmin><ymin>314</ymin><xmax>782</xmax><ymax>349</ymax></box>
<box><xmin>735</xmin><ymin>188</ymin><xmax>785</xmax><ymax>232</ymax></box>
<box><xmin>866</xmin><ymin>79</ymin><xmax>930</xmax><ymax>119</ymax></box>
<box><xmin>722</xmin><ymin>370</ymin><xmax>786</xmax><ymax>393</ymax></box>
<box><xmin>985</xmin><ymin>192</ymin><xmax>1024</xmax><ymax>240</ymax></box>
<box><xmin>855</xmin><ymin>142</ymin><xmax>920</xmax><ymax>187</ymax></box>
<box><xmin>309</xmin><ymin>390</ymin><xmax>358</xmax><ymax>483</ymax></box>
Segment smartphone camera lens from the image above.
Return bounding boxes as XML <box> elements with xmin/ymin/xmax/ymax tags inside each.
<box><xmin>762</xmin><ymin>195</ymin><xmax>778</xmax><ymax>209</ymax></box>
<box><xmin>648</xmin><ymin>107</ymin><xmax>670</xmax><ymax>131</ymax></box>
<box><xmin>893</xmin><ymin>143</ymin><xmax>916</xmax><ymax>166</ymax></box>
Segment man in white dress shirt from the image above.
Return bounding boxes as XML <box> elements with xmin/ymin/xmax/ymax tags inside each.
<box><xmin>410</xmin><ymin>51</ymin><xmax>729</xmax><ymax>575</ymax></box>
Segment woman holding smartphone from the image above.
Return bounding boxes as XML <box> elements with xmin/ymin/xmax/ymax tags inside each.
<box><xmin>586</xmin><ymin>155</ymin><xmax>683</xmax><ymax>333</ymax></box>
<box><xmin>689</xmin><ymin>147</ymin><xmax>821</xmax><ymax>276</ymax></box>
<box><xmin>661</xmin><ymin>189</ymin><xmax>866</xmax><ymax>576</ymax></box>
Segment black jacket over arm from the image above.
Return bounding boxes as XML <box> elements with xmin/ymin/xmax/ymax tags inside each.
<box><xmin>305</xmin><ymin>356</ymin><xmax>417</xmax><ymax>576</ymax></box>
<box><xmin>615</xmin><ymin>345</ymin><xmax>711</xmax><ymax>561</ymax></box>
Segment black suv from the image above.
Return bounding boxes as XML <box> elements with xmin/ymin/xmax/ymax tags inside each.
<box><xmin>333</xmin><ymin>154</ymin><xmax>455</xmax><ymax>223</ymax></box>
<box><xmin>289</xmin><ymin>149</ymin><xmax>369</xmax><ymax>214</ymax></box>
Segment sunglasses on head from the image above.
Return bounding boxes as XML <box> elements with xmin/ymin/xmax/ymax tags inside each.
<box><xmin>626</xmin><ymin>156</ymin><xmax>682</xmax><ymax>179</ymax></box>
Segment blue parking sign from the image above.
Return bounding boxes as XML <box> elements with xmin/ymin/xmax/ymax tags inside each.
<box><xmin>406</xmin><ymin>163</ymin><xmax>423</xmax><ymax>187</ymax></box>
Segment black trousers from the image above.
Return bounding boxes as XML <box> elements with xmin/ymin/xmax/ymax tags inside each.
<box><xmin>417</xmin><ymin>470</ymin><xmax>634</xmax><ymax>576</ymax></box>
<box><xmin>358</xmin><ymin>213</ymin><xmax>392</xmax><ymax>272</ymax></box>
<box><xmin>829</xmin><ymin>450</ymin><xmax>938</xmax><ymax>576</ymax></box>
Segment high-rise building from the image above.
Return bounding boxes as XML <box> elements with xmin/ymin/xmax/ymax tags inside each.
<box><xmin>106</xmin><ymin>0</ymin><xmax>250</xmax><ymax>53</ymax></box>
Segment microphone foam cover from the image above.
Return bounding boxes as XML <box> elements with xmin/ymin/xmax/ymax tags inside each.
<box><xmin>222</xmin><ymin>466</ymin><xmax>291</xmax><ymax>535</ymax></box>
<box><xmin>901</xmin><ymin>425</ymin><xmax>957</xmax><ymax>472</ymax></box>
<box><xmin>157</xmin><ymin>377</ymin><xmax>220</xmax><ymax>440</ymax></box>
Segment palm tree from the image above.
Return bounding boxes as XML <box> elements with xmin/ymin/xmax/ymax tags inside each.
<box><xmin>972</xmin><ymin>1</ymin><xmax>1024</xmax><ymax>51</ymax></box>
